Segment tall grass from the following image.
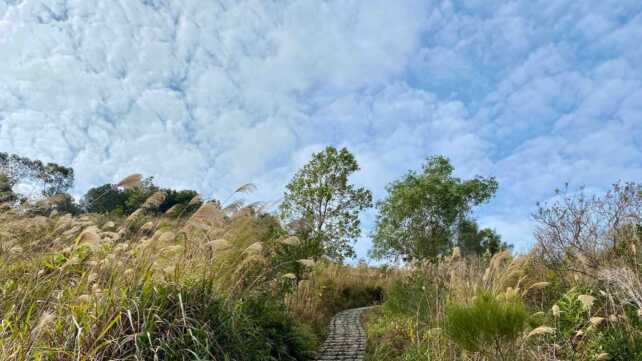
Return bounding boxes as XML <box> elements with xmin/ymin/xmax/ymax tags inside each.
<box><xmin>364</xmin><ymin>183</ymin><xmax>642</xmax><ymax>361</ymax></box>
<box><xmin>0</xmin><ymin>201</ymin><xmax>320</xmax><ymax>360</ymax></box>
<box><xmin>0</xmin><ymin>189</ymin><xmax>388</xmax><ymax>360</ymax></box>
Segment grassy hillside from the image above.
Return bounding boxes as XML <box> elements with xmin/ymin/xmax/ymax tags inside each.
<box><xmin>0</xmin><ymin>201</ymin><xmax>384</xmax><ymax>360</ymax></box>
<box><xmin>363</xmin><ymin>184</ymin><xmax>642</xmax><ymax>361</ymax></box>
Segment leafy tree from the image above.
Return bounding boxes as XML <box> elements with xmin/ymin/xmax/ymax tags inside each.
<box><xmin>82</xmin><ymin>183</ymin><xmax>129</xmax><ymax>215</ymax></box>
<box><xmin>279</xmin><ymin>146</ymin><xmax>373</xmax><ymax>261</ymax></box>
<box><xmin>371</xmin><ymin>156</ymin><xmax>498</xmax><ymax>261</ymax></box>
<box><xmin>82</xmin><ymin>177</ymin><xmax>199</xmax><ymax>216</ymax></box>
<box><xmin>0</xmin><ymin>152</ymin><xmax>74</xmax><ymax>198</ymax></box>
<box><xmin>0</xmin><ymin>173</ymin><xmax>16</xmax><ymax>204</ymax></box>
<box><xmin>40</xmin><ymin>163</ymin><xmax>74</xmax><ymax>197</ymax></box>
<box><xmin>161</xmin><ymin>189</ymin><xmax>199</xmax><ymax>213</ymax></box>
<box><xmin>457</xmin><ymin>219</ymin><xmax>510</xmax><ymax>257</ymax></box>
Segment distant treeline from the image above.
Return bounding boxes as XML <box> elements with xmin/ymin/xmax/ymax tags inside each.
<box><xmin>0</xmin><ymin>147</ymin><xmax>510</xmax><ymax>261</ymax></box>
<box><xmin>0</xmin><ymin>152</ymin><xmax>198</xmax><ymax>217</ymax></box>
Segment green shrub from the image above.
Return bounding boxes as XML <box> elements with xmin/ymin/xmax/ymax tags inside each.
<box><xmin>445</xmin><ymin>291</ymin><xmax>529</xmax><ymax>360</ymax></box>
<box><xmin>384</xmin><ymin>273</ymin><xmax>434</xmax><ymax>322</ymax></box>
<box><xmin>597</xmin><ymin>307</ymin><xmax>642</xmax><ymax>361</ymax></box>
<box><xmin>123</xmin><ymin>281</ymin><xmax>315</xmax><ymax>361</ymax></box>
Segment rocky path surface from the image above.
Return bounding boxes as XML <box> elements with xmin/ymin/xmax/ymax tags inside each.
<box><xmin>315</xmin><ymin>306</ymin><xmax>373</xmax><ymax>361</ymax></box>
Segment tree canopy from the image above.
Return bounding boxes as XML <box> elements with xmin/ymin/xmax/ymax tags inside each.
<box><xmin>371</xmin><ymin>156</ymin><xmax>499</xmax><ymax>261</ymax></box>
<box><xmin>0</xmin><ymin>152</ymin><xmax>74</xmax><ymax>198</ymax></box>
<box><xmin>279</xmin><ymin>146</ymin><xmax>373</xmax><ymax>261</ymax></box>
<box><xmin>82</xmin><ymin>177</ymin><xmax>198</xmax><ymax>215</ymax></box>
<box><xmin>456</xmin><ymin>219</ymin><xmax>510</xmax><ymax>257</ymax></box>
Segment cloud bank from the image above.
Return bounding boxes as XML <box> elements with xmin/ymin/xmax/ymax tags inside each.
<box><xmin>1</xmin><ymin>0</ymin><xmax>641</xmax><ymax>257</ymax></box>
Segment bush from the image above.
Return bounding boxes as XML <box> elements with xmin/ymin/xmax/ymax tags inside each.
<box><xmin>445</xmin><ymin>291</ymin><xmax>529</xmax><ymax>360</ymax></box>
<box><xmin>127</xmin><ymin>282</ymin><xmax>314</xmax><ymax>361</ymax></box>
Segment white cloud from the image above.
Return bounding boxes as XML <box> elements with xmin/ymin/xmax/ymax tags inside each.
<box><xmin>0</xmin><ymin>0</ymin><xmax>641</xmax><ymax>257</ymax></box>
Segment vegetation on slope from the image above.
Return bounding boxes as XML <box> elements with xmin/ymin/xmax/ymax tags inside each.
<box><xmin>2</xmin><ymin>149</ymin><xmax>640</xmax><ymax>361</ymax></box>
<box><xmin>0</xmin><ymin>148</ymin><xmax>385</xmax><ymax>360</ymax></box>
<box><xmin>364</xmin><ymin>182</ymin><xmax>642</xmax><ymax>361</ymax></box>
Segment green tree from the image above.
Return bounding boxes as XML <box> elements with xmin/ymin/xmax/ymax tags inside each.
<box><xmin>0</xmin><ymin>173</ymin><xmax>16</xmax><ymax>204</ymax></box>
<box><xmin>82</xmin><ymin>183</ymin><xmax>129</xmax><ymax>214</ymax></box>
<box><xmin>82</xmin><ymin>177</ymin><xmax>199</xmax><ymax>216</ymax></box>
<box><xmin>457</xmin><ymin>219</ymin><xmax>510</xmax><ymax>257</ymax></box>
<box><xmin>371</xmin><ymin>156</ymin><xmax>498</xmax><ymax>261</ymax></box>
<box><xmin>40</xmin><ymin>163</ymin><xmax>74</xmax><ymax>197</ymax></box>
<box><xmin>0</xmin><ymin>152</ymin><xmax>74</xmax><ymax>198</ymax></box>
<box><xmin>280</xmin><ymin>146</ymin><xmax>373</xmax><ymax>261</ymax></box>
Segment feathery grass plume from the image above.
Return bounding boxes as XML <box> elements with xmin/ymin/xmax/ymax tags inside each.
<box><xmin>190</xmin><ymin>202</ymin><xmax>224</xmax><ymax>226</ymax></box>
<box><xmin>207</xmin><ymin>239</ymin><xmax>232</xmax><ymax>251</ymax></box>
<box><xmin>282</xmin><ymin>273</ymin><xmax>297</xmax><ymax>280</ymax></box>
<box><xmin>527</xmin><ymin>326</ymin><xmax>555</xmax><ymax>338</ymax></box>
<box><xmin>223</xmin><ymin>199</ymin><xmax>245</xmax><ymax>215</ymax></box>
<box><xmin>450</xmin><ymin>246</ymin><xmax>461</xmax><ymax>260</ymax></box>
<box><xmin>77</xmin><ymin>294</ymin><xmax>92</xmax><ymax>303</ymax></box>
<box><xmin>78</xmin><ymin>226</ymin><xmax>101</xmax><ymax>246</ymax></box>
<box><xmin>158</xmin><ymin>231</ymin><xmax>175</xmax><ymax>243</ymax></box>
<box><xmin>298</xmin><ymin>259</ymin><xmax>315</xmax><ymax>268</ymax></box>
<box><xmin>102</xmin><ymin>221</ymin><xmax>116</xmax><ymax>230</ymax></box>
<box><xmin>280</xmin><ymin>236</ymin><xmax>301</xmax><ymax>247</ymax></box>
<box><xmin>31</xmin><ymin>311</ymin><xmax>55</xmax><ymax>338</ymax></box>
<box><xmin>164</xmin><ymin>204</ymin><xmax>182</xmax><ymax>217</ymax></box>
<box><xmin>596</xmin><ymin>353</ymin><xmax>611</xmax><ymax>360</ymax></box>
<box><xmin>140</xmin><ymin>221</ymin><xmax>155</xmax><ymax>233</ymax></box>
<box><xmin>234</xmin><ymin>183</ymin><xmax>257</xmax><ymax>194</ymax></box>
<box><xmin>523</xmin><ymin>282</ymin><xmax>550</xmax><ymax>295</ymax></box>
<box><xmin>161</xmin><ymin>245</ymin><xmax>184</xmax><ymax>254</ymax></box>
<box><xmin>116</xmin><ymin>173</ymin><xmax>143</xmax><ymax>189</ymax></box>
<box><xmin>244</xmin><ymin>242</ymin><xmax>263</xmax><ymax>255</ymax></box>
<box><xmin>127</xmin><ymin>208</ymin><xmax>145</xmax><ymax>222</ymax></box>
<box><xmin>589</xmin><ymin>317</ymin><xmax>605</xmax><ymax>326</ymax></box>
<box><xmin>247</xmin><ymin>201</ymin><xmax>266</xmax><ymax>211</ymax></box>
<box><xmin>552</xmin><ymin>304</ymin><xmax>561</xmax><ymax>318</ymax></box>
<box><xmin>142</xmin><ymin>191</ymin><xmax>166</xmax><ymax>210</ymax></box>
<box><xmin>188</xmin><ymin>195</ymin><xmax>202</xmax><ymax>206</ymax></box>
<box><xmin>483</xmin><ymin>250</ymin><xmax>511</xmax><ymax>285</ymax></box>
<box><xmin>578</xmin><ymin>294</ymin><xmax>596</xmax><ymax>310</ymax></box>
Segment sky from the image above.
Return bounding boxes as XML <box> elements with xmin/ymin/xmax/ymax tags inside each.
<box><xmin>1</xmin><ymin>0</ymin><xmax>641</xmax><ymax>259</ymax></box>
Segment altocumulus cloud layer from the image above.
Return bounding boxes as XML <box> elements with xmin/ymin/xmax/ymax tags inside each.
<box><xmin>1</xmin><ymin>0</ymin><xmax>641</xmax><ymax>256</ymax></box>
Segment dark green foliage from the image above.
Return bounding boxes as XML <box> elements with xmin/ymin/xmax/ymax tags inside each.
<box><xmin>82</xmin><ymin>177</ymin><xmax>199</xmax><ymax>216</ymax></box>
<box><xmin>280</xmin><ymin>146</ymin><xmax>373</xmax><ymax>261</ymax></box>
<box><xmin>160</xmin><ymin>189</ymin><xmax>199</xmax><ymax>213</ymax></box>
<box><xmin>82</xmin><ymin>183</ymin><xmax>128</xmax><ymax>214</ymax></box>
<box><xmin>384</xmin><ymin>274</ymin><xmax>434</xmax><ymax>323</ymax></box>
<box><xmin>548</xmin><ymin>289</ymin><xmax>642</xmax><ymax>360</ymax></box>
<box><xmin>554</xmin><ymin>288</ymin><xmax>588</xmax><ymax>341</ymax></box>
<box><xmin>371</xmin><ymin>155</ymin><xmax>498</xmax><ymax>261</ymax></box>
<box><xmin>598</xmin><ymin>322</ymin><xmax>642</xmax><ymax>361</ymax></box>
<box><xmin>0</xmin><ymin>173</ymin><xmax>16</xmax><ymax>203</ymax></box>
<box><xmin>126</xmin><ymin>280</ymin><xmax>315</xmax><ymax>361</ymax></box>
<box><xmin>0</xmin><ymin>152</ymin><xmax>74</xmax><ymax>198</ymax></box>
<box><xmin>457</xmin><ymin>219</ymin><xmax>511</xmax><ymax>256</ymax></box>
<box><xmin>240</xmin><ymin>298</ymin><xmax>317</xmax><ymax>361</ymax></box>
<box><xmin>445</xmin><ymin>292</ymin><xmax>529</xmax><ymax>359</ymax></box>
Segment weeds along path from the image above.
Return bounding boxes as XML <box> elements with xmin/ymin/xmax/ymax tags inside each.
<box><xmin>315</xmin><ymin>306</ymin><xmax>374</xmax><ymax>361</ymax></box>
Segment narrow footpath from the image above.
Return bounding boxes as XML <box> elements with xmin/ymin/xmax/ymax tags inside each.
<box><xmin>315</xmin><ymin>307</ymin><xmax>373</xmax><ymax>361</ymax></box>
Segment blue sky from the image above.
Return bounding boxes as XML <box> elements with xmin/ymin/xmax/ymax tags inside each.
<box><xmin>1</xmin><ymin>0</ymin><xmax>641</xmax><ymax>259</ymax></box>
